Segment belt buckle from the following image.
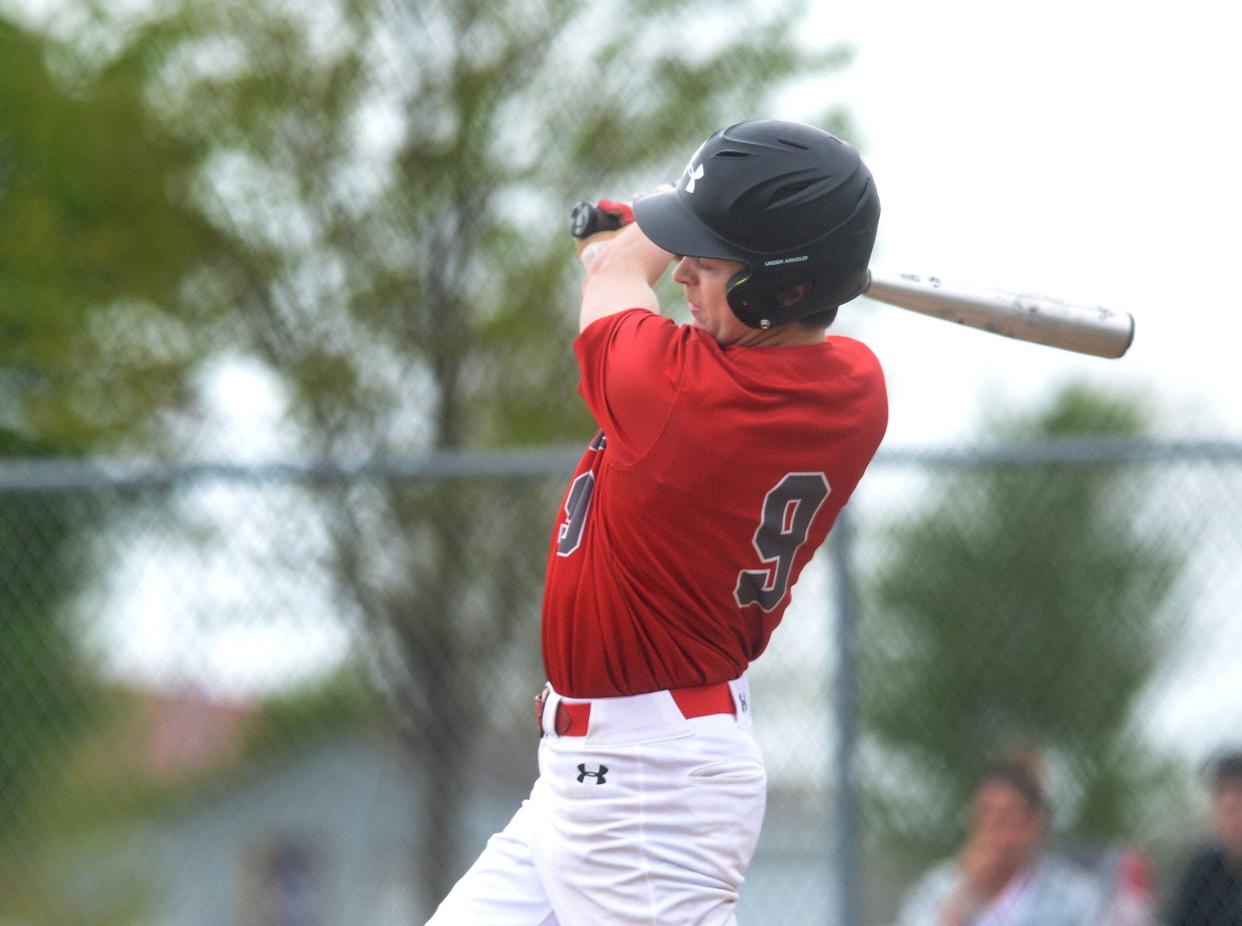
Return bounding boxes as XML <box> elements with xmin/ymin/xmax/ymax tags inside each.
<box><xmin>534</xmin><ymin>685</ymin><xmax>549</xmax><ymax>736</ymax></box>
<box><xmin>534</xmin><ymin>684</ymin><xmax>571</xmax><ymax>736</ymax></box>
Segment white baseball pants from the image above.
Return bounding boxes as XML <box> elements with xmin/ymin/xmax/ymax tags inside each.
<box><xmin>426</xmin><ymin>676</ymin><xmax>766</xmax><ymax>926</ymax></box>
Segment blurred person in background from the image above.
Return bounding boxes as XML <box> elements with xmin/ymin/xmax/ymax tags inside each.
<box><xmin>1165</xmin><ymin>749</ymin><xmax>1242</xmax><ymax>926</ymax></box>
<box><xmin>894</xmin><ymin>757</ymin><xmax>1100</xmax><ymax>926</ymax></box>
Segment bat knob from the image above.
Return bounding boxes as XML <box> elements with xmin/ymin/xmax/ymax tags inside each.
<box><xmin>569</xmin><ymin>201</ymin><xmax>624</xmax><ymax>239</ymax></box>
<box><xmin>570</xmin><ymin>201</ymin><xmax>594</xmax><ymax>238</ymax></box>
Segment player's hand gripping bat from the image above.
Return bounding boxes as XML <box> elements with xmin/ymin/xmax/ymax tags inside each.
<box><xmin>569</xmin><ymin>200</ymin><xmax>1134</xmax><ymax>359</ymax></box>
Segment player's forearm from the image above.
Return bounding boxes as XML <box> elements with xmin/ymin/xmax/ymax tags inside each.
<box><xmin>578</xmin><ymin>224</ymin><xmax>674</xmax><ymax>331</ymax></box>
<box><xmin>585</xmin><ymin>223</ymin><xmax>672</xmax><ymax>285</ymax></box>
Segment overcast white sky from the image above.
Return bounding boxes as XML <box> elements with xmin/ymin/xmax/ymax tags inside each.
<box><xmin>785</xmin><ymin>0</ymin><xmax>1241</xmax><ymax>445</ymax></box>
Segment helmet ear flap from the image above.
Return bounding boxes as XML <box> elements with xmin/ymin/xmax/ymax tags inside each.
<box><xmin>726</xmin><ymin>269</ymin><xmax>782</xmax><ymax>330</ymax></box>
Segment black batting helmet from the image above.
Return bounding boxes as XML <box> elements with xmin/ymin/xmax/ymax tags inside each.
<box><xmin>633</xmin><ymin>120</ymin><xmax>880</xmax><ymax>329</ymax></box>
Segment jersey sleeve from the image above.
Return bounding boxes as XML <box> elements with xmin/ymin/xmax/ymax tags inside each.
<box><xmin>573</xmin><ymin>308</ymin><xmax>685</xmax><ymax>466</ymax></box>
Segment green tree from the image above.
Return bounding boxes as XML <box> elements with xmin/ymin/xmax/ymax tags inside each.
<box><xmin>861</xmin><ymin>385</ymin><xmax>1183</xmax><ymax>865</ymax></box>
<box><xmin>0</xmin><ymin>11</ymin><xmax>232</xmax><ymax>452</ymax></box>
<box><xmin>130</xmin><ymin>0</ymin><xmax>855</xmax><ymax>903</ymax></box>
<box><xmin>0</xmin><ymin>13</ymin><xmax>232</xmax><ymax>913</ymax></box>
<box><xmin>0</xmin><ymin>431</ymin><xmax>86</xmax><ymax>867</ymax></box>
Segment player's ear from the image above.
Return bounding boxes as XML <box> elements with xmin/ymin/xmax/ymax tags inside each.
<box><xmin>776</xmin><ymin>282</ymin><xmax>812</xmax><ymax>308</ymax></box>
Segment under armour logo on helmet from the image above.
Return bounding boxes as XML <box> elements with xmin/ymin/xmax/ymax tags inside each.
<box><xmin>685</xmin><ymin>163</ymin><xmax>705</xmax><ymax>193</ymax></box>
<box><xmin>577</xmin><ymin>763</ymin><xmax>609</xmax><ymax>785</ymax></box>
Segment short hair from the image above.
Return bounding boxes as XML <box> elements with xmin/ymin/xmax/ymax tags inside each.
<box><xmin>979</xmin><ymin>757</ymin><xmax>1050</xmax><ymax>815</ymax></box>
<box><xmin>797</xmin><ymin>307</ymin><xmax>839</xmax><ymax>330</ymax></box>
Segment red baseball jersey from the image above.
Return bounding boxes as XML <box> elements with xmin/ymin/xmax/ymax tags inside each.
<box><xmin>542</xmin><ymin>308</ymin><xmax>887</xmax><ymax>697</ymax></box>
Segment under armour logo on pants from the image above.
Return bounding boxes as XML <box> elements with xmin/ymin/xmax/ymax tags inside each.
<box><xmin>576</xmin><ymin>763</ymin><xmax>608</xmax><ymax>784</ymax></box>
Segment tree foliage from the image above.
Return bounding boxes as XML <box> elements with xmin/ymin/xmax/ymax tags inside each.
<box><xmin>0</xmin><ymin>12</ymin><xmax>232</xmax><ymax>452</ymax></box>
<box><xmin>0</xmin><ymin>429</ymin><xmax>92</xmax><ymax>872</ymax></box>
<box><xmin>861</xmin><ymin>385</ymin><xmax>1184</xmax><ymax>865</ymax></box>
<box><xmin>0</xmin><ymin>11</ymin><xmax>225</xmax><ymax>893</ymax></box>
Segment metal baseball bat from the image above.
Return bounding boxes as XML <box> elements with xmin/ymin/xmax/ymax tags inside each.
<box><xmin>862</xmin><ymin>273</ymin><xmax>1134</xmax><ymax>359</ymax></box>
<box><xmin>568</xmin><ymin>201</ymin><xmax>1134</xmax><ymax>359</ymax></box>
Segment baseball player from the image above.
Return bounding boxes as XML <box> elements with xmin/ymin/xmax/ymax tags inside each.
<box><xmin>427</xmin><ymin>119</ymin><xmax>887</xmax><ymax>925</ymax></box>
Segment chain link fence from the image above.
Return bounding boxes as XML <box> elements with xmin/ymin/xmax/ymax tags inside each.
<box><xmin>2</xmin><ymin>441</ymin><xmax>1240</xmax><ymax>924</ymax></box>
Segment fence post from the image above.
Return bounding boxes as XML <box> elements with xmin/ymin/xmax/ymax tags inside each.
<box><xmin>831</xmin><ymin>509</ymin><xmax>861</xmax><ymax>926</ymax></box>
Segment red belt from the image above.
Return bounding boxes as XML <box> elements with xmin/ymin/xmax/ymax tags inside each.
<box><xmin>536</xmin><ymin>682</ymin><xmax>736</xmax><ymax>737</ymax></box>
